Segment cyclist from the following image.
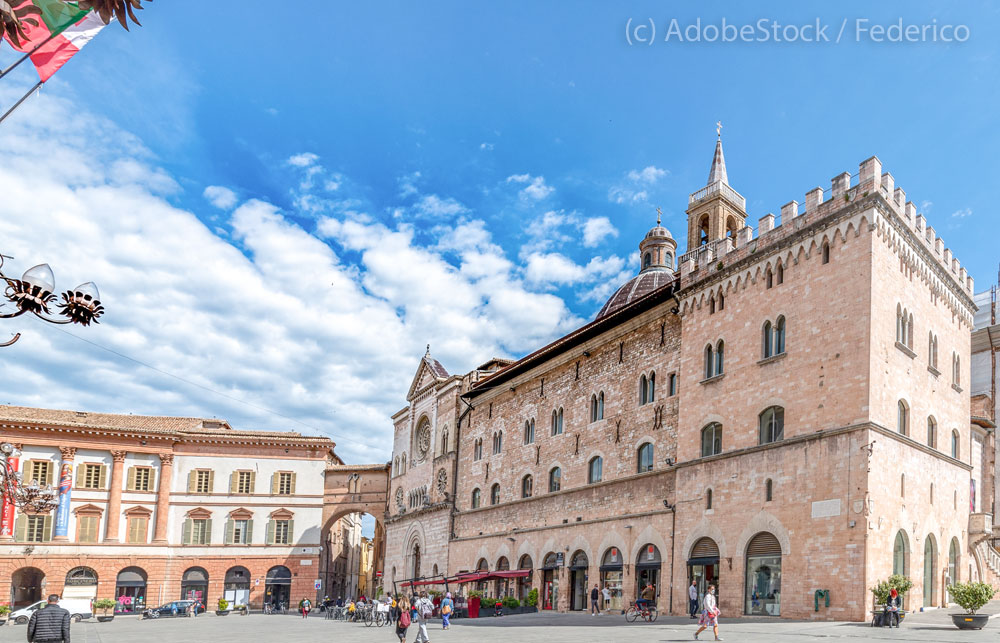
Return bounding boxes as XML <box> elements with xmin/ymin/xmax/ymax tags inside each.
<box><xmin>636</xmin><ymin>584</ymin><xmax>655</xmax><ymax>614</ymax></box>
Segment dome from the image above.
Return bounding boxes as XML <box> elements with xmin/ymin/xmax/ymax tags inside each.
<box><xmin>596</xmin><ymin>268</ymin><xmax>673</xmax><ymax>319</ymax></box>
<box><xmin>645</xmin><ymin>225</ymin><xmax>672</xmax><ymax>240</ymax></box>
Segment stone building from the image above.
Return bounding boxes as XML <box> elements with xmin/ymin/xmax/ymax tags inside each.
<box><xmin>971</xmin><ymin>279</ymin><xmax>1000</xmax><ymax>575</ymax></box>
<box><xmin>384</xmin><ymin>138</ymin><xmax>985</xmax><ymax>620</ymax></box>
<box><xmin>0</xmin><ymin>405</ymin><xmax>362</xmax><ymax>612</ymax></box>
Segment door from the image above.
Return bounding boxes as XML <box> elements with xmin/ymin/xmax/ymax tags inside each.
<box><xmin>923</xmin><ymin>539</ymin><xmax>934</xmax><ymax>607</ymax></box>
<box><xmin>570</xmin><ymin>569</ymin><xmax>587</xmax><ymax>610</ymax></box>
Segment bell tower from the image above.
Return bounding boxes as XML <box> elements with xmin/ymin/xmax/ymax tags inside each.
<box><xmin>686</xmin><ymin>123</ymin><xmax>747</xmax><ymax>253</ymax></box>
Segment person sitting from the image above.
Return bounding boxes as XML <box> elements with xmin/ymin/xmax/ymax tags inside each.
<box><xmin>883</xmin><ymin>588</ymin><xmax>901</xmax><ymax>628</ymax></box>
<box><xmin>636</xmin><ymin>584</ymin><xmax>655</xmax><ymax>612</ymax></box>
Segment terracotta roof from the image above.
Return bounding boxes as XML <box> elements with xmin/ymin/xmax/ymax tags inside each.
<box><xmin>596</xmin><ymin>269</ymin><xmax>675</xmax><ymax>319</ymax></box>
<box><xmin>424</xmin><ymin>356</ymin><xmax>449</xmax><ymax>379</ymax></box>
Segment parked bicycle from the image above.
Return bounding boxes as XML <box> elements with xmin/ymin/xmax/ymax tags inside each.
<box><xmin>625</xmin><ymin>600</ymin><xmax>658</xmax><ymax>623</ymax></box>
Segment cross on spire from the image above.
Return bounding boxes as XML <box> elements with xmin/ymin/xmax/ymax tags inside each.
<box><xmin>716</xmin><ymin>120</ymin><xmax>722</xmax><ymax>139</ymax></box>
<box><xmin>656</xmin><ymin>207</ymin><xmax>662</xmax><ymax>226</ymax></box>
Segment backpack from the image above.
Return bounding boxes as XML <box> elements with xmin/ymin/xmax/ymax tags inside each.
<box><xmin>399</xmin><ymin>610</ymin><xmax>411</xmax><ymax>628</ymax></box>
<box><xmin>420</xmin><ymin>600</ymin><xmax>433</xmax><ymax>618</ymax></box>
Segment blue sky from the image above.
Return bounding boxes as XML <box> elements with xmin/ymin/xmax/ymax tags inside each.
<box><xmin>0</xmin><ymin>1</ymin><xmax>996</xmax><ymax>479</ymax></box>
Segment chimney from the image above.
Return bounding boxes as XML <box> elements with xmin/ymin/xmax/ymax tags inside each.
<box><xmin>806</xmin><ymin>187</ymin><xmax>824</xmax><ymax>211</ymax></box>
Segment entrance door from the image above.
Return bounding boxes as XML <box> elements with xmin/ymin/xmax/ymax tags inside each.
<box><xmin>570</xmin><ymin>569</ymin><xmax>587</xmax><ymax>610</ymax></box>
<box><xmin>10</xmin><ymin>567</ymin><xmax>44</xmax><ymax>609</ymax></box>
<box><xmin>542</xmin><ymin>570</ymin><xmax>558</xmax><ymax>610</ymax></box>
<box><xmin>923</xmin><ymin>538</ymin><xmax>935</xmax><ymax>607</ymax></box>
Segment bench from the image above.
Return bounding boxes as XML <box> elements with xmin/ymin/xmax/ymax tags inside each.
<box><xmin>870</xmin><ymin>606</ymin><xmax>907</xmax><ymax>627</ymax></box>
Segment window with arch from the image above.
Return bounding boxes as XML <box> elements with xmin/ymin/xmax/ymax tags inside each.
<box><xmin>668</xmin><ymin>373</ymin><xmax>677</xmax><ymax>396</ymax></box>
<box><xmin>590</xmin><ymin>392</ymin><xmax>605</xmax><ymax>422</ymax></box>
<box><xmin>706</xmin><ymin>488</ymin><xmax>713</xmax><ymax>510</ymax></box>
<box><xmin>927</xmin><ymin>416</ymin><xmax>937</xmax><ymax>448</ymax></box>
<box><xmin>776</xmin><ymin>262</ymin><xmax>784</xmax><ymax>285</ymax></box>
<box><xmin>928</xmin><ymin>332</ymin><xmax>939</xmax><ymax>370</ymax></box>
<box><xmin>893</xmin><ymin>531</ymin><xmax>908</xmax><ymax>576</ymax></box>
<box><xmin>953</xmin><ymin>353</ymin><xmax>961</xmax><ymax>388</ymax></box>
<box><xmin>762</xmin><ymin>316</ymin><xmax>787</xmax><ymax>359</ymax></box>
<box><xmin>588</xmin><ymin>456</ymin><xmax>603</xmax><ymax>484</ymax></box>
<box><xmin>897</xmin><ymin>400</ymin><xmax>909</xmax><ymax>436</ymax></box>
<box><xmin>762</xmin><ymin>320</ymin><xmax>773</xmax><ymax>358</ymax></box>
<box><xmin>951</xmin><ymin>430</ymin><xmax>960</xmax><ymax>459</ymax></box>
<box><xmin>821</xmin><ymin>241</ymin><xmax>830</xmax><ymax>264</ymax></box>
<box><xmin>726</xmin><ymin>216</ymin><xmax>737</xmax><ymax>240</ymax></box>
<box><xmin>774</xmin><ymin>316</ymin><xmax>786</xmax><ymax>355</ymax></box>
<box><xmin>704</xmin><ymin>344</ymin><xmax>714</xmax><ymax>379</ymax></box>
<box><xmin>524</xmin><ymin>419</ymin><xmax>535</xmax><ymax>445</ymax></box>
<box><xmin>640</xmin><ymin>372</ymin><xmax>655</xmax><ymax>405</ymax></box>
<box><xmin>759</xmin><ymin>406</ymin><xmax>784</xmax><ymax>444</ymax></box>
<box><xmin>521</xmin><ymin>474</ymin><xmax>533</xmax><ymax>498</ymax></box>
<box><xmin>490</xmin><ymin>483</ymin><xmax>500</xmax><ymax>505</ymax></box>
<box><xmin>549</xmin><ymin>467</ymin><xmax>561</xmax><ymax>492</ymax></box>
<box><xmin>643</xmin><ymin>252</ymin><xmax>652</xmax><ymax>269</ymax></box>
<box><xmin>441</xmin><ymin>425</ymin><xmax>449</xmax><ymax>454</ymax></box>
<box><xmin>900</xmin><ymin>473</ymin><xmax>905</xmax><ymax>497</ymax></box>
<box><xmin>492</xmin><ymin>431</ymin><xmax>503</xmax><ymax>455</ymax></box>
<box><xmin>715</xmin><ymin>340</ymin><xmax>724</xmax><ymax>375</ymax></box>
<box><xmin>637</xmin><ymin>443</ymin><xmax>654</xmax><ymax>473</ymax></box>
<box><xmin>930</xmin><ymin>482</ymin><xmax>934</xmax><ymax>504</ymax></box>
<box><xmin>471</xmin><ymin>488</ymin><xmax>481</xmax><ymax>509</ymax></box>
<box><xmin>765</xmin><ymin>478</ymin><xmax>773</xmax><ymax>502</ymax></box>
<box><xmin>718</xmin><ymin>292</ymin><xmax>725</xmax><ymax>311</ymax></box>
<box><xmin>665</xmin><ymin>252</ymin><xmax>674</xmax><ymax>268</ymax></box>
<box><xmin>699</xmin><ymin>215</ymin><xmax>709</xmax><ymax>246</ymax></box>
<box><xmin>948</xmin><ymin>538</ymin><xmax>959</xmax><ymax>584</ymax></box>
<box><xmin>551</xmin><ymin>407</ymin><xmax>564</xmax><ymax>435</ymax></box>
<box><xmin>896</xmin><ymin>305</ymin><xmax>913</xmax><ymax>349</ymax></box>
<box><xmin>701</xmin><ymin>423</ymin><xmax>722</xmax><ymax>456</ymax></box>
<box><xmin>709</xmin><ymin>295</ymin><xmax>716</xmax><ymax>315</ymax></box>
<box><xmin>766</xmin><ymin>266</ymin><xmax>773</xmax><ymax>289</ymax></box>
<box><xmin>474</xmin><ymin>439</ymin><xmax>483</xmax><ymax>461</ymax></box>
<box><xmin>401</xmin><ymin>453</ymin><xmax>406</xmax><ymax>473</ymax></box>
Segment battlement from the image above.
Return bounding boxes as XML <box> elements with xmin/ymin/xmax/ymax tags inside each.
<box><xmin>678</xmin><ymin>155</ymin><xmax>975</xmax><ymax>297</ymax></box>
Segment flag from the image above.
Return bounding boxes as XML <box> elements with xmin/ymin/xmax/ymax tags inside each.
<box><xmin>3</xmin><ymin>1</ymin><xmax>105</xmax><ymax>82</ymax></box>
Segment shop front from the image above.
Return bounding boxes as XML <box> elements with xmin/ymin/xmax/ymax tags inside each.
<box><xmin>224</xmin><ymin>566</ymin><xmax>251</xmax><ymax>607</ymax></box>
<box><xmin>541</xmin><ymin>552</ymin><xmax>560</xmax><ymax>610</ymax></box>
<box><xmin>264</xmin><ymin>565</ymin><xmax>291</xmax><ymax>609</ymax></box>
<box><xmin>63</xmin><ymin>567</ymin><xmax>98</xmax><ymax>602</ymax></box>
<box><xmin>635</xmin><ymin>544</ymin><xmax>661</xmax><ymax>606</ymax></box>
<box><xmin>568</xmin><ymin>551</ymin><xmax>588</xmax><ymax>611</ymax></box>
<box><xmin>114</xmin><ymin>568</ymin><xmax>147</xmax><ymax>614</ymax></box>
<box><xmin>599</xmin><ymin>547</ymin><xmax>623</xmax><ymax>612</ymax></box>
<box><xmin>744</xmin><ymin>532</ymin><xmax>781</xmax><ymax>616</ymax></box>
<box><xmin>688</xmin><ymin>537</ymin><xmax>720</xmax><ymax>608</ymax></box>
<box><xmin>180</xmin><ymin>567</ymin><xmax>209</xmax><ymax>603</ymax></box>
<box><xmin>517</xmin><ymin>555</ymin><xmax>533</xmax><ymax>603</ymax></box>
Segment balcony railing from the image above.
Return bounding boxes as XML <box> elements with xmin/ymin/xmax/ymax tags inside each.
<box><xmin>689</xmin><ymin>181</ymin><xmax>746</xmax><ymax>210</ymax></box>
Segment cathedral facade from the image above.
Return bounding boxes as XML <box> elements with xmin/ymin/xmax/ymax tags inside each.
<box><xmin>384</xmin><ymin>139</ymin><xmax>986</xmax><ymax>621</ymax></box>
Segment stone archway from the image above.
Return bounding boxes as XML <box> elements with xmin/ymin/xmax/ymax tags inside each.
<box><xmin>322</xmin><ymin>464</ymin><xmax>389</xmax><ymax>599</ymax></box>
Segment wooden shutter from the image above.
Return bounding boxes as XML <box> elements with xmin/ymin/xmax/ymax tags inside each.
<box><xmin>204</xmin><ymin>518</ymin><xmax>212</xmax><ymax>544</ymax></box>
<box><xmin>148</xmin><ymin>468</ymin><xmax>157</xmax><ymax>492</ymax></box>
<box><xmin>14</xmin><ymin>514</ymin><xmax>26</xmax><ymax>542</ymax></box>
<box><xmin>248</xmin><ymin>471</ymin><xmax>256</xmax><ymax>494</ymax></box>
<box><xmin>746</xmin><ymin>532</ymin><xmax>781</xmax><ymax>557</ymax></box>
<box><xmin>286</xmin><ymin>519</ymin><xmax>294</xmax><ymax>544</ymax></box>
<box><xmin>289</xmin><ymin>473</ymin><xmax>297</xmax><ymax>495</ymax></box>
<box><xmin>42</xmin><ymin>514</ymin><xmax>53</xmax><ymax>541</ymax></box>
<box><xmin>45</xmin><ymin>462</ymin><xmax>54</xmax><ymax>486</ymax></box>
<box><xmin>76</xmin><ymin>463</ymin><xmax>86</xmax><ymax>488</ymax></box>
<box><xmin>207</xmin><ymin>470</ymin><xmax>215</xmax><ymax>494</ymax></box>
<box><xmin>271</xmin><ymin>473</ymin><xmax>279</xmax><ymax>494</ymax></box>
<box><xmin>265</xmin><ymin>519</ymin><xmax>275</xmax><ymax>545</ymax></box>
<box><xmin>181</xmin><ymin>518</ymin><xmax>192</xmax><ymax>545</ymax></box>
<box><xmin>224</xmin><ymin>519</ymin><xmax>234</xmax><ymax>545</ymax></box>
<box><xmin>187</xmin><ymin>470</ymin><xmax>196</xmax><ymax>493</ymax></box>
<box><xmin>98</xmin><ymin>465</ymin><xmax>107</xmax><ymax>490</ymax></box>
<box><xmin>126</xmin><ymin>467</ymin><xmax>137</xmax><ymax>491</ymax></box>
<box><xmin>691</xmin><ymin>537</ymin><xmax>720</xmax><ymax>558</ymax></box>
<box><xmin>245</xmin><ymin>519</ymin><xmax>254</xmax><ymax>544</ymax></box>
<box><xmin>230</xmin><ymin>472</ymin><xmax>239</xmax><ymax>494</ymax></box>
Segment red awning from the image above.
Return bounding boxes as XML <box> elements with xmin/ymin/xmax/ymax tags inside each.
<box><xmin>487</xmin><ymin>570</ymin><xmax>531</xmax><ymax>579</ymax></box>
<box><xmin>447</xmin><ymin>572</ymin><xmax>489</xmax><ymax>584</ymax></box>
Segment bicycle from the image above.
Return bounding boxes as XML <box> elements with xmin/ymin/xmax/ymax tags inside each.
<box><xmin>625</xmin><ymin>600</ymin><xmax>658</xmax><ymax>623</ymax></box>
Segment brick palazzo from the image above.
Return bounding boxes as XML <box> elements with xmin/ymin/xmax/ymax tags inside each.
<box><xmin>384</xmin><ymin>138</ymin><xmax>988</xmax><ymax>621</ymax></box>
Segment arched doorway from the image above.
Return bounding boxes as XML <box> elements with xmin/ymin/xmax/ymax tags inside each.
<box><xmin>541</xmin><ymin>552</ymin><xmax>559</xmax><ymax>610</ymax></box>
<box><xmin>114</xmin><ymin>567</ymin><xmax>147</xmax><ymax>614</ymax></box>
<box><xmin>495</xmin><ymin>556</ymin><xmax>511</xmax><ymax>598</ymax></box>
<box><xmin>948</xmin><ymin>538</ymin><xmax>960</xmax><ymax>587</ymax></box>
<box><xmin>517</xmin><ymin>555</ymin><xmax>533</xmax><ymax>603</ymax></box>
<box><xmin>744</xmin><ymin>532</ymin><xmax>782</xmax><ymax>616</ymax></box>
<box><xmin>635</xmin><ymin>544</ymin><xmax>662</xmax><ymax>606</ymax></box>
<box><xmin>265</xmin><ymin>565</ymin><xmax>291</xmax><ymax>609</ymax></box>
<box><xmin>600</xmin><ymin>547</ymin><xmax>624</xmax><ymax>612</ymax></box>
<box><xmin>688</xmin><ymin>537</ymin><xmax>720</xmax><ymax>607</ymax></box>
<box><xmin>475</xmin><ymin>558</ymin><xmax>489</xmax><ymax>593</ymax></box>
<box><xmin>10</xmin><ymin>567</ymin><xmax>44</xmax><ymax>608</ymax></box>
<box><xmin>569</xmin><ymin>550</ymin><xmax>588</xmax><ymax>611</ymax></box>
<box><xmin>63</xmin><ymin>567</ymin><xmax>98</xmax><ymax>602</ymax></box>
<box><xmin>224</xmin><ymin>566</ymin><xmax>251</xmax><ymax>607</ymax></box>
<box><xmin>180</xmin><ymin>567</ymin><xmax>208</xmax><ymax>603</ymax></box>
<box><xmin>923</xmin><ymin>534</ymin><xmax>937</xmax><ymax>607</ymax></box>
<box><xmin>893</xmin><ymin>530</ymin><xmax>909</xmax><ymax>607</ymax></box>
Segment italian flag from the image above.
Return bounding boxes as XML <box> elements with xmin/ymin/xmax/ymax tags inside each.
<box><xmin>3</xmin><ymin>0</ymin><xmax>105</xmax><ymax>82</ymax></box>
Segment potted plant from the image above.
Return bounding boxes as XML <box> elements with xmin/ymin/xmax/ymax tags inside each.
<box><xmin>948</xmin><ymin>582</ymin><xmax>996</xmax><ymax>629</ymax></box>
<box><xmin>0</xmin><ymin>604</ymin><xmax>10</xmax><ymax>625</ymax></box>
<box><xmin>869</xmin><ymin>575</ymin><xmax>913</xmax><ymax>626</ymax></box>
<box><xmin>234</xmin><ymin>604</ymin><xmax>248</xmax><ymax>615</ymax></box>
<box><xmin>94</xmin><ymin>599</ymin><xmax>116</xmax><ymax>622</ymax></box>
<box><xmin>216</xmin><ymin>598</ymin><xmax>230</xmax><ymax>616</ymax></box>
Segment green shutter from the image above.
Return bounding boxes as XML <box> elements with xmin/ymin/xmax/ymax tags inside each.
<box><xmin>265</xmin><ymin>519</ymin><xmax>275</xmax><ymax>545</ymax></box>
<box><xmin>126</xmin><ymin>467</ymin><xmax>136</xmax><ymax>491</ymax></box>
<box><xmin>229</xmin><ymin>472</ymin><xmax>238</xmax><ymax>494</ymax></box>
<box><xmin>187</xmin><ymin>471</ymin><xmax>196</xmax><ymax>493</ymax></box>
<box><xmin>13</xmin><ymin>514</ymin><xmax>26</xmax><ymax>542</ymax></box>
<box><xmin>98</xmin><ymin>465</ymin><xmax>107</xmax><ymax>489</ymax></box>
<box><xmin>224</xmin><ymin>519</ymin><xmax>234</xmax><ymax>545</ymax></box>
<box><xmin>181</xmin><ymin>518</ymin><xmax>191</xmax><ymax>545</ymax></box>
<box><xmin>45</xmin><ymin>462</ymin><xmax>54</xmax><ymax>486</ymax></box>
<box><xmin>75</xmin><ymin>463</ymin><xmax>86</xmax><ymax>488</ymax></box>
<box><xmin>207</xmin><ymin>470</ymin><xmax>215</xmax><ymax>493</ymax></box>
<box><xmin>289</xmin><ymin>473</ymin><xmax>296</xmax><ymax>495</ymax></box>
<box><xmin>204</xmin><ymin>518</ymin><xmax>212</xmax><ymax>544</ymax></box>
<box><xmin>249</xmin><ymin>471</ymin><xmax>256</xmax><ymax>494</ymax></box>
<box><xmin>42</xmin><ymin>515</ymin><xmax>53</xmax><ymax>541</ymax></box>
<box><xmin>286</xmin><ymin>519</ymin><xmax>294</xmax><ymax>545</ymax></box>
<box><xmin>271</xmin><ymin>473</ymin><xmax>279</xmax><ymax>495</ymax></box>
<box><xmin>245</xmin><ymin>519</ymin><xmax>253</xmax><ymax>544</ymax></box>
<box><xmin>148</xmin><ymin>468</ymin><xmax>157</xmax><ymax>492</ymax></box>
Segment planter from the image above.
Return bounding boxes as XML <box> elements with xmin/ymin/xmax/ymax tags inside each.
<box><xmin>97</xmin><ymin>615</ymin><xmax>115</xmax><ymax>623</ymax></box>
<box><xmin>951</xmin><ymin>613</ymin><xmax>989</xmax><ymax>630</ymax></box>
<box><xmin>215</xmin><ymin>610</ymin><xmax>230</xmax><ymax>616</ymax></box>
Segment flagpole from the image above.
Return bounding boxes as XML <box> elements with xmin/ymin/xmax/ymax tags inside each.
<box><xmin>0</xmin><ymin>80</ymin><xmax>43</xmax><ymax>126</ymax></box>
<box><xmin>0</xmin><ymin>31</ymin><xmax>61</xmax><ymax>81</ymax></box>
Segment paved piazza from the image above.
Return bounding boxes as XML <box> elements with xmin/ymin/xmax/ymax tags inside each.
<box><xmin>4</xmin><ymin>606</ymin><xmax>1000</xmax><ymax>643</ymax></box>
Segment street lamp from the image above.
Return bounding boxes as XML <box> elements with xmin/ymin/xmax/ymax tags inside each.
<box><xmin>1</xmin><ymin>442</ymin><xmax>58</xmax><ymax>514</ymax></box>
<box><xmin>0</xmin><ymin>255</ymin><xmax>105</xmax><ymax>346</ymax></box>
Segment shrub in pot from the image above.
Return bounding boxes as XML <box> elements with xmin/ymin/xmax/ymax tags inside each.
<box><xmin>0</xmin><ymin>604</ymin><xmax>10</xmax><ymax>624</ymax></box>
<box><xmin>948</xmin><ymin>582</ymin><xmax>996</xmax><ymax>630</ymax></box>
<box><xmin>526</xmin><ymin>588</ymin><xmax>539</xmax><ymax>608</ymax></box>
<box><xmin>216</xmin><ymin>598</ymin><xmax>230</xmax><ymax>615</ymax></box>
<box><xmin>94</xmin><ymin>598</ymin><xmax>116</xmax><ymax>622</ymax></box>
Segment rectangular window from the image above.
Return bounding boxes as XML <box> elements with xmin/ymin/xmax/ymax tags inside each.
<box><xmin>126</xmin><ymin>516</ymin><xmax>148</xmax><ymax>544</ymax></box>
<box><xmin>668</xmin><ymin>373</ymin><xmax>677</xmax><ymax>396</ymax></box>
<box><xmin>133</xmin><ymin>467</ymin><xmax>152</xmax><ymax>491</ymax></box>
<box><xmin>78</xmin><ymin>515</ymin><xmax>99</xmax><ymax>543</ymax></box>
<box><xmin>82</xmin><ymin>463</ymin><xmax>103</xmax><ymax>489</ymax></box>
<box><xmin>26</xmin><ymin>515</ymin><xmax>46</xmax><ymax>542</ymax></box>
<box><xmin>277</xmin><ymin>472</ymin><xmax>293</xmax><ymax>495</ymax></box>
<box><xmin>191</xmin><ymin>518</ymin><xmax>208</xmax><ymax>544</ymax></box>
<box><xmin>237</xmin><ymin>471</ymin><xmax>253</xmax><ymax>494</ymax></box>
<box><xmin>274</xmin><ymin>520</ymin><xmax>290</xmax><ymax>544</ymax></box>
<box><xmin>233</xmin><ymin>519</ymin><xmax>249</xmax><ymax>544</ymax></box>
<box><xmin>29</xmin><ymin>460</ymin><xmax>51</xmax><ymax>486</ymax></box>
<box><xmin>195</xmin><ymin>470</ymin><xmax>212</xmax><ymax>494</ymax></box>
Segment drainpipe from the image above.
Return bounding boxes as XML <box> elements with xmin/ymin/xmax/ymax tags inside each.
<box><xmin>664</xmin><ymin>501</ymin><xmax>676</xmax><ymax>614</ymax></box>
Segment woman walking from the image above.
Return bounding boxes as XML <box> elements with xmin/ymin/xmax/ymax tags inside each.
<box><xmin>299</xmin><ymin>597</ymin><xmax>311</xmax><ymax>618</ymax></box>
<box><xmin>694</xmin><ymin>585</ymin><xmax>721</xmax><ymax>641</ymax></box>
<box><xmin>440</xmin><ymin>592</ymin><xmax>454</xmax><ymax>630</ymax></box>
<box><xmin>395</xmin><ymin>596</ymin><xmax>411</xmax><ymax>643</ymax></box>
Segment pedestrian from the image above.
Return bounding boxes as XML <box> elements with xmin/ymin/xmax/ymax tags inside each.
<box><xmin>694</xmin><ymin>584</ymin><xmax>721</xmax><ymax>641</ymax></box>
<box><xmin>27</xmin><ymin>594</ymin><xmax>71</xmax><ymax>643</ymax></box>
<box><xmin>883</xmin><ymin>588</ymin><xmax>901</xmax><ymax>628</ymax></box>
<box><xmin>440</xmin><ymin>592</ymin><xmax>454</xmax><ymax>630</ymax></box>
<box><xmin>395</xmin><ymin>596</ymin><xmax>411</xmax><ymax>643</ymax></box>
<box><xmin>601</xmin><ymin>585</ymin><xmax>611</xmax><ymax>611</ymax></box>
<box><xmin>590</xmin><ymin>584</ymin><xmax>600</xmax><ymax>615</ymax></box>
<box><xmin>298</xmin><ymin>596</ymin><xmax>311</xmax><ymax>618</ymax></box>
<box><xmin>689</xmin><ymin>579</ymin><xmax>699</xmax><ymax>618</ymax></box>
<box><xmin>414</xmin><ymin>590</ymin><xmax>434</xmax><ymax>643</ymax></box>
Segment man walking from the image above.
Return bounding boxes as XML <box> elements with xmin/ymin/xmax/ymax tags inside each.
<box><xmin>590</xmin><ymin>584</ymin><xmax>600</xmax><ymax>615</ymax></box>
<box><xmin>27</xmin><ymin>594</ymin><xmax>71</xmax><ymax>643</ymax></box>
<box><xmin>413</xmin><ymin>591</ymin><xmax>434</xmax><ymax>643</ymax></box>
<box><xmin>689</xmin><ymin>580</ymin><xmax>699</xmax><ymax>618</ymax></box>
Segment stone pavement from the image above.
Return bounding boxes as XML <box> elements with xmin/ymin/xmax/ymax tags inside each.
<box><xmin>4</xmin><ymin>603</ymin><xmax>1000</xmax><ymax>643</ymax></box>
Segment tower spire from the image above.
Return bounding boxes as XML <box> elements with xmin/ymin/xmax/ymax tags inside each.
<box><xmin>708</xmin><ymin>121</ymin><xmax>728</xmax><ymax>186</ymax></box>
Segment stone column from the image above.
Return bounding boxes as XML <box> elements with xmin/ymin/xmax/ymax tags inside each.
<box><xmin>103</xmin><ymin>450</ymin><xmax>127</xmax><ymax>542</ymax></box>
<box><xmin>53</xmin><ymin>447</ymin><xmax>77</xmax><ymax>541</ymax></box>
<box><xmin>152</xmin><ymin>452</ymin><xmax>174</xmax><ymax>544</ymax></box>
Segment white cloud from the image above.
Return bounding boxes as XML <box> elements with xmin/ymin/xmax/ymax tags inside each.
<box><xmin>287</xmin><ymin>152</ymin><xmax>319</xmax><ymax>168</ymax></box>
<box><xmin>627</xmin><ymin>165</ymin><xmax>668</xmax><ymax>184</ymax></box>
<box><xmin>506</xmin><ymin>173</ymin><xmax>554</xmax><ymax>200</ymax></box>
<box><xmin>524</xmin><ymin>252</ymin><xmax>627</xmax><ymax>289</ymax></box>
<box><xmin>414</xmin><ymin>194</ymin><xmax>468</xmax><ymax>218</ymax></box>
<box><xmin>920</xmin><ymin>200</ymin><xmax>933</xmax><ymax>213</ymax></box>
<box><xmin>951</xmin><ymin>207</ymin><xmax>972</xmax><ymax>218</ymax></box>
<box><xmin>609</xmin><ymin>165</ymin><xmax>668</xmax><ymax>204</ymax></box>
<box><xmin>398</xmin><ymin>171</ymin><xmax>421</xmax><ymax>198</ymax></box>
<box><xmin>479</xmin><ymin>142</ymin><xmax>494</xmax><ymax>151</ymax></box>
<box><xmin>582</xmin><ymin>217</ymin><xmax>618</xmax><ymax>248</ymax></box>
<box><xmin>203</xmin><ymin>185</ymin><xmax>238</xmax><ymax>210</ymax></box>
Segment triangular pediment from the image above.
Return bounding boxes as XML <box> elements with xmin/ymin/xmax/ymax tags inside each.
<box><xmin>406</xmin><ymin>353</ymin><xmax>449</xmax><ymax>402</ymax></box>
